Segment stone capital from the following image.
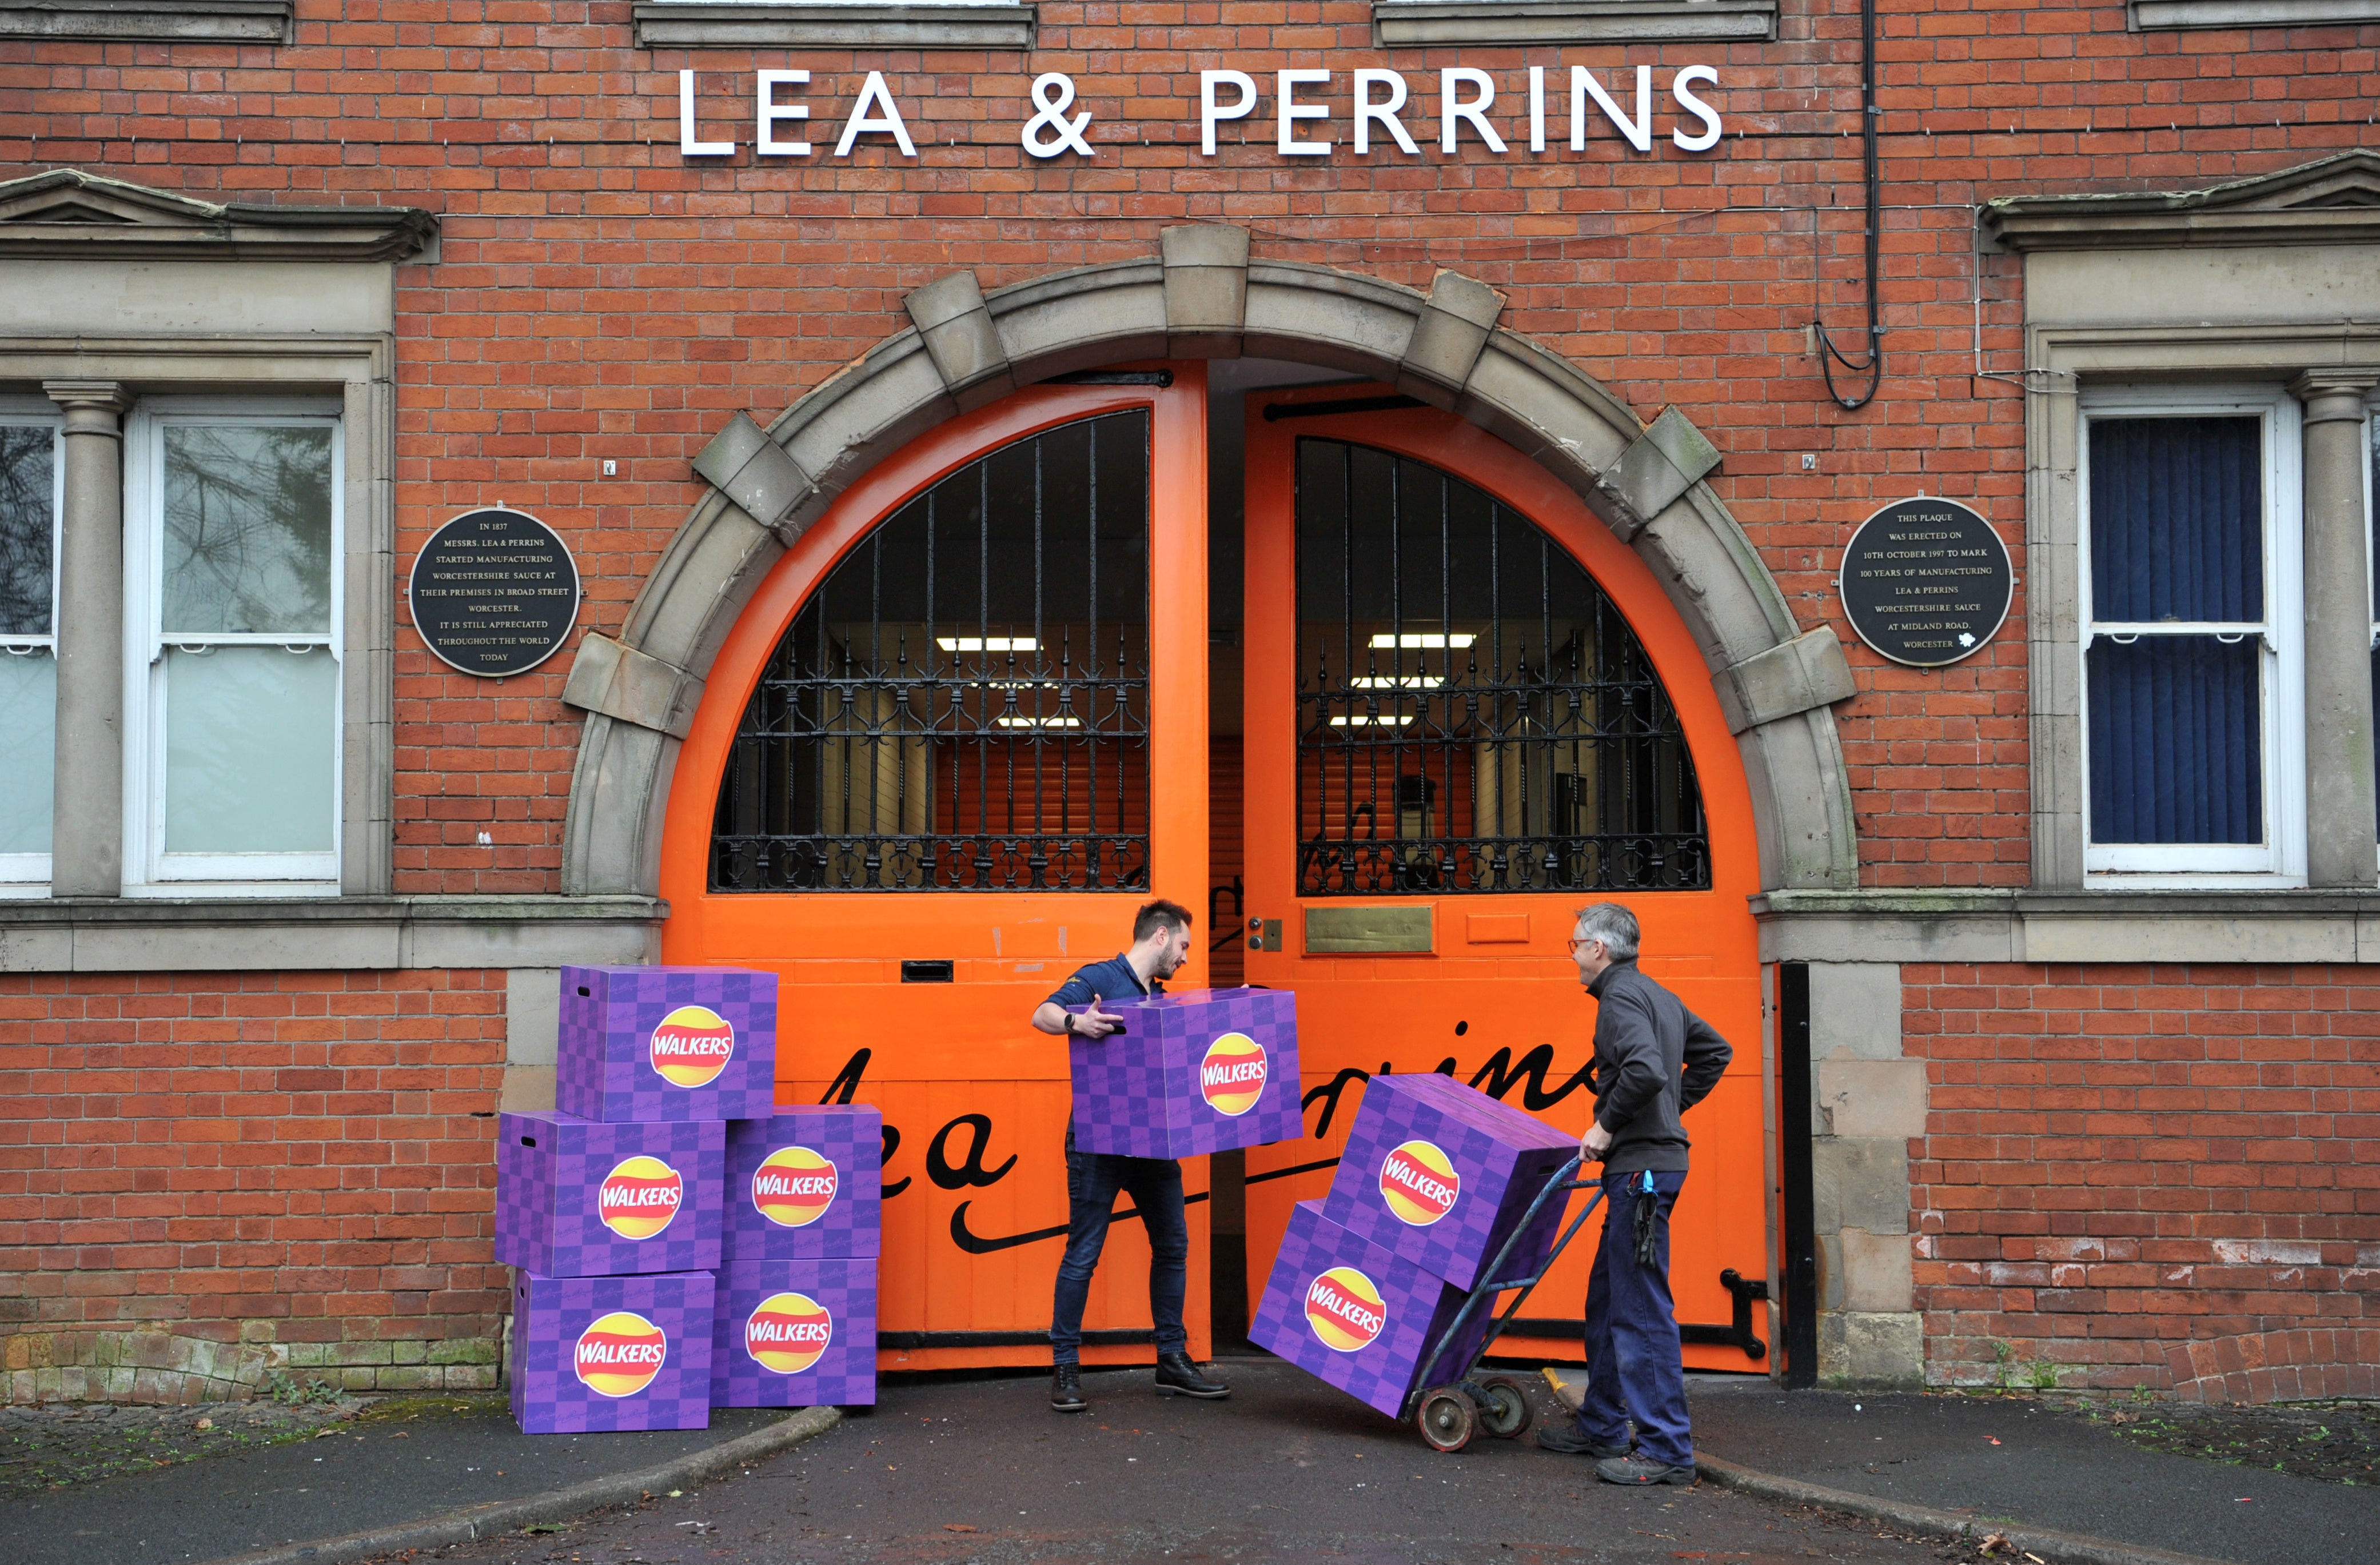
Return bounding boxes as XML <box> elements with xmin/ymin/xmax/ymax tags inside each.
<box><xmin>42</xmin><ymin>379</ymin><xmax>129</xmax><ymax>436</ymax></box>
<box><xmin>2290</xmin><ymin>369</ymin><xmax>2379</xmax><ymax>425</ymax></box>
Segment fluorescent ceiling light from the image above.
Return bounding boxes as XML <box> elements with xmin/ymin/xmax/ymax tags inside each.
<box><xmin>995</xmin><ymin>716</ymin><xmax>1082</xmax><ymax>729</ymax></box>
<box><xmin>1368</xmin><ymin>633</ymin><xmax>1476</xmax><ymax>649</ymax></box>
<box><xmin>938</xmin><ymin>636</ymin><xmax>1038</xmax><ymax>652</ymax></box>
<box><xmin>1348</xmin><ymin>675</ymin><xmax>1446</xmax><ymax>689</ymax></box>
<box><xmin>1328</xmin><ymin>714</ymin><xmax>1415</xmax><ymax>727</ymax></box>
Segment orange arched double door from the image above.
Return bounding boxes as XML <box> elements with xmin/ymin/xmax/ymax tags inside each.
<box><xmin>657</xmin><ymin>367</ymin><xmax>1768</xmax><ymax>1375</ymax></box>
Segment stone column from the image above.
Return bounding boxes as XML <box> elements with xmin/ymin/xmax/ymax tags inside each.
<box><xmin>43</xmin><ymin>381</ymin><xmax>129</xmax><ymax>898</ymax></box>
<box><xmin>2294</xmin><ymin>371</ymin><xmax>2380</xmax><ymax>888</ymax></box>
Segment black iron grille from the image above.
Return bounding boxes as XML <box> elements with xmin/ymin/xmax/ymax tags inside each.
<box><xmin>712</xmin><ymin>412</ymin><xmax>1150</xmax><ymax>891</ymax></box>
<box><xmin>1296</xmin><ymin>438</ymin><xmax>1709</xmax><ymax>896</ymax></box>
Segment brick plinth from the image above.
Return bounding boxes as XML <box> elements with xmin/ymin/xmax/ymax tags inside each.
<box><xmin>1907</xmin><ymin>964</ymin><xmax>2380</xmax><ymax>1400</ymax></box>
<box><xmin>0</xmin><ymin>972</ymin><xmax>508</xmax><ymax>1403</ymax></box>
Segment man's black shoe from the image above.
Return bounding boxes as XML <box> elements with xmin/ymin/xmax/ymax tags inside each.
<box><xmin>1536</xmin><ymin>1419</ymin><xmax>1630</xmax><ymax>1458</ymax></box>
<box><xmin>1051</xmin><ymin>1364</ymin><xmax>1086</xmax><ymax>1413</ymax></box>
<box><xmin>1153</xmin><ymin>1352</ymin><xmax>1230</xmax><ymax>1399</ymax></box>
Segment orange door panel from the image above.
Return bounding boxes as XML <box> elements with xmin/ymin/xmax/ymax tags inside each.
<box><xmin>1238</xmin><ymin>386</ymin><xmax>1768</xmax><ymax>1374</ymax></box>
<box><xmin>660</xmin><ymin>370</ymin><xmax>1211</xmax><ymax>1371</ymax></box>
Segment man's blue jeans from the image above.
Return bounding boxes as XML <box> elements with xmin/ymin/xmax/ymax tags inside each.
<box><xmin>1578</xmin><ymin>1168</ymin><xmax>1694</xmax><ymax>1468</ymax></box>
<box><xmin>1049</xmin><ymin>1137</ymin><xmax>1189</xmax><ymax>1366</ymax></box>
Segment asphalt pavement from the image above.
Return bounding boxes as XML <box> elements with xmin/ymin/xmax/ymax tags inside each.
<box><xmin>1690</xmin><ymin>1388</ymin><xmax>2378</xmax><ymax>1565</ymax></box>
<box><xmin>11</xmin><ymin>1366</ymin><xmax>2374</xmax><ymax>1565</ymax></box>
<box><xmin>0</xmin><ymin>1396</ymin><xmax>792</xmax><ymax>1565</ymax></box>
<box><xmin>337</xmin><ymin>1362</ymin><xmax>1961</xmax><ymax>1565</ymax></box>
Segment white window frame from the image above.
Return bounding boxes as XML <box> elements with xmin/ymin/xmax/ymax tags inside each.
<box><xmin>0</xmin><ymin>400</ymin><xmax>62</xmax><ymax>893</ymax></box>
<box><xmin>121</xmin><ymin>397</ymin><xmax>345</xmax><ymax>895</ymax></box>
<box><xmin>2078</xmin><ymin>384</ymin><xmax>2304</xmax><ymax>885</ymax></box>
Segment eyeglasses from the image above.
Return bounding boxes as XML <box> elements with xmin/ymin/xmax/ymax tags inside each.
<box><xmin>1566</xmin><ymin>935</ymin><xmax>1601</xmax><ymax>953</ymax></box>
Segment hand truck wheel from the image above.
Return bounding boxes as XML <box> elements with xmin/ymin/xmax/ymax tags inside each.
<box><xmin>1474</xmin><ymin>1374</ymin><xmax>1534</xmax><ymax>1439</ymax></box>
<box><xmin>1415</xmin><ymin>1386</ymin><xmax>1477</xmax><ymax>1452</ymax></box>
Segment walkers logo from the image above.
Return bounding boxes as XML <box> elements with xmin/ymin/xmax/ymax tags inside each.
<box><xmin>745</xmin><ymin>1292</ymin><xmax>833</xmax><ymax>1375</ymax></box>
<box><xmin>597</xmin><ymin>1155</ymin><xmax>684</xmax><ymax>1240</ymax></box>
<box><xmin>574</xmin><ymin>1311</ymin><xmax>667</xmax><ymax>1397</ymax></box>
<box><xmin>751</xmin><ymin>1145</ymin><xmax>839</xmax><ymax>1228</ymax></box>
<box><xmin>1304</xmin><ymin>1266</ymin><xmax>1386</xmax><ymax>1352</ymax></box>
<box><xmin>649</xmin><ymin>1004</ymin><xmax>735</xmax><ymax>1088</ymax></box>
<box><xmin>1199</xmin><ymin>1032</ymin><xmax>1268</xmax><ymax>1116</ymax></box>
<box><xmin>1378</xmin><ymin>1140</ymin><xmax>1460</xmax><ymax>1227</ymax></box>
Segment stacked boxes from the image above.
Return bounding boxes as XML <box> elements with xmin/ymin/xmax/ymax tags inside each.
<box><xmin>1250</xmin><ymin>1072</ymin><xmax>1577</xmax><ymax>1418</ymax></box>
<box><xmin>711</xmin><ymin>1105</ymin><xmax>882</xmax><ymax>1408</ymax></box>
<box><xmin>1067</xmin><ymin>987</ymin><xmax>1302</xmax><ymax>1157</ymax></box>
<box><xmin>497</xmin><ymin>965</ymin><xmax>778</xmax><ymax>1434</ymax></box>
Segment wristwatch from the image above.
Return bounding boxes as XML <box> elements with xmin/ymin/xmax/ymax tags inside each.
<box><xmin>1062</xmin><ymin>1012</ymin><xmax>1079</xmax><ymax>1036</ymax></box>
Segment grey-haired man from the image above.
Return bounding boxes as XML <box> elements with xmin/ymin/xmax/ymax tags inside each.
<box><xmin>1537</xmin><ymin>901</ymin><xmax>1732</xmax><ymax>1486</ymax></box>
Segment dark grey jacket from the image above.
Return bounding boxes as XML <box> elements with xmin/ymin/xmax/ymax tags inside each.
<box><xmin>1587</xmin><ymin>958</ymin><xmax>1733</xmax><ymax>1173</ymax></box>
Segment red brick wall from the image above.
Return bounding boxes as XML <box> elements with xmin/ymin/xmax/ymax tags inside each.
<box><xmin>1907</xmin><ymin>964</ymin><xmax>2380</xmax><ymax>1393</ymax></box>
<box><xmin>0</xmin><ymin>972</ymin><xmax>508</xmax><ymax>1402</ymax></box>
<box><xmin>13</xmin><ymin>6</ymin><xmax>2375</xmax><ymax>891</ymax></box>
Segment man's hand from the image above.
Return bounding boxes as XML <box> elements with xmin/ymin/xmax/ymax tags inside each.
<box><xmin>1071</xmin><ymin>1002</ymin><xmax>1123</xmax><ymax>1041</ymax></box>
<box><xmin>1580</xmin><ymin>1120</ymin><xmax>1614</xmax><ymax>1162</ymax></box>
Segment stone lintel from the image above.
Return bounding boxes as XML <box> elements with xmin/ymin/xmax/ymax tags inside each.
<box><xmin>1591</xmin><ymin>406</ymin><xmax>1721</xmax><ymax>540</ymax></box>
<box><xmin>692</xmin><ymin>411</ymin><xmax>816</xmax><ymax>537</ymax></box>
<box><xmin>906</xmin><ymin>270</ymin><xmax>1016</xmax><ymax>410</ymax></box>
<box><xmin>1159</xmin><ymin>224</ymin><xmax>1251</xmax><ymax>358</ymax></box>
<box><xmin>1393</xmin><ymin>270</ymin><xmax>1505</xmax><ymax>410</ymax></box>
<box><xmin>560</xmin><ymin>631</ymin><xmax>704</xmax><ymax>740</ymax></box>
<box><xmin>1712</xmin><ymin>626</ymin><xmax>1859</xmax><ymax>736</ymax></box>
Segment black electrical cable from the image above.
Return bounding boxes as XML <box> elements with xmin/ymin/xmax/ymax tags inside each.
<box><xmin>1816</xmin><ymin>0</ymin><xmax>1884</xmax><ymax>412</ymax></box>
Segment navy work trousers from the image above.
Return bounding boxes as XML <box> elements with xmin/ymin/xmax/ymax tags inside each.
<box><xmin>1049</xmin><ymin>1137</ymin><xmax>1189</xmax><ymax>1366</ymax></box>
<box><xmin>1578</xmin><ymin>1167</ymin><xmax>1695</xmax><ymax>1468</ymax></box>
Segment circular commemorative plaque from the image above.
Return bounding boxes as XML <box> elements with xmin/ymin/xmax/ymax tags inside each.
<box><xmin>408</xmin><ymin>508</ymin><xmax>581</xmax><ymax>677</ymax></box>
<box><xmin>1837</xmin><ymin>497</ymin><xmax>2013</xmax><ymax>669</ymax></box>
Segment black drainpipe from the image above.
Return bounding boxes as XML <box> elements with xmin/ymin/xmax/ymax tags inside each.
<box><xmin>1817</xmin><ymin>0</ymin><xmax>1884</xmax><ymax>411</ymax></box>
<box><xmin>1779</xmin><ymin>962</ymin><xmax>1819</xmax><ymax>1387</ymax></box>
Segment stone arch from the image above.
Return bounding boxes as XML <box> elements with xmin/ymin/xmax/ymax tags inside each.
<box><xmin>558</xmin><ymin>226</ymin><xmax>1859</xmax><ymax>897</ymax></box>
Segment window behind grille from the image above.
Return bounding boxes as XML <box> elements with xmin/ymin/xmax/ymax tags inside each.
<box><xmin>711</xmin><ymin>412</ymin><xmax>1150</xmax><ymax>892</ymax></box>
<box><xmin>1293</xmin><ymin>438</ymin><xmax>1708</xmax><ymax>896</ymax></box>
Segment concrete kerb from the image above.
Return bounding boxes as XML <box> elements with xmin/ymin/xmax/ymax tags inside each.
<box><xmin>1694</xmin><ymin>1454</ymin><xmax>2239</xmax><ymax>1565</ymax></box>
<box><xmin>188</xmin><ymin>1407</ymin><xmax>841</xmax><ymax>1565</ymax></box>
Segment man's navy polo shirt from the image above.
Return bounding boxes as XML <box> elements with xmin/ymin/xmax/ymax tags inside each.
<box><xmin>1045</xmin><ymin>953</ymin><xmax>1157</xmax><ymax>1011</ymax></box>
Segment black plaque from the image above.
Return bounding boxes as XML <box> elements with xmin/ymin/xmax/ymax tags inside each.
<box><xmin>408</xmin><ymin>508</ymin><xmax>581</xmax><ymax>677</ymax></box>
<box><xmin>1838</xmin><ymin>497</ymin><xmax>2012</xmax><ymax>668</ymax></box>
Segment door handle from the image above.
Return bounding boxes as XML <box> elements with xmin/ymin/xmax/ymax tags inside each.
<box><xmin>1247</xmin><ymin>917</ymin><xmax>1282</xmax><ymax>952</ymax></box>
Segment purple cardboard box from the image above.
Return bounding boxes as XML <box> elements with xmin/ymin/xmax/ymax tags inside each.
<box><xmin>556</xmin><ymin>965</ymin><xmax>778</xmax><ymax>1124</ymax></box>
<box><xmin>1315</xmin><ymin>1072</ymin><xmax>1578</xmax><ymax>1290</ymax></box>
<box><xmin>1067</xmin><ymin>987</ymin><xmax>1302</xmax><ymax>1159</ymax></box>
<box><xmin>723</xmin><ymin>1106</ymin><xmax>883</xmax><ymax>1263</ymax></box>
<box><xmin>1248</xmin><ymin>1200</ymin><xmax>1490</xmax><ymax>1419</ymax></box>
<box><xmin>510</xmin><ymin>1270</ymin><xmax>716</xmax><ymax>1434</ymax></box>
<box><xmin>496</xmin><ymin>1111</ymin><xmax>725</xmax><ymax>1278</ymax></box>
<box><xmin>710</xmin><ymin>1259</ymin><xmax>878</xmax><ymax>1408</ymax></box>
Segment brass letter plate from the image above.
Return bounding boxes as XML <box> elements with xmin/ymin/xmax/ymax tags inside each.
<box><xmin>1303</xmin><ymin>905</ymin><xmax>1434</xmax><ymax>955</ymax></box>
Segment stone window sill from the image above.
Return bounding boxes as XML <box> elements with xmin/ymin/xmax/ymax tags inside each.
<box><xmin>0</xmin><ymin>0</ymin><xmax>290</xmax><ymax>41</ymax></box>
<box><xmin>0</xmin><ymin>894</ymin><xmax>663</xmax><ymax>973</ymax></box>
<box><xmin>631</xmin><ymin>1</ymin><xmax>1035</xmax><ymax>49</ymax></box>
<box><xmin>1373</xmin><ymin>0</ymin><xmax>1776</xmax><ymax>47</ymax></box>
<box><xmin>2131</xmin><ymin>0</ymin><xmax>2380</xmax><ymax>25</ymax></box>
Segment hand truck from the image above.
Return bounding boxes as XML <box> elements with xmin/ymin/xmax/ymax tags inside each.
<box><xmin>1398</xmin><ymin>1153</ymin><xmax>1605</xmax><ymax>1453</ymax></box>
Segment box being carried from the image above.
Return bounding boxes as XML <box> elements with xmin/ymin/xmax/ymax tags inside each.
<box><xmin>709</xmin><ymin>1258</ymin><xmax>878</xmax><ymax>1408</ymax></box>
<box><xmin>723</xmin><ymin>1105</ymin><xmax>883</xmax><ymax>1263</ymax></box>
<box><xmin>1247</xmin><ymin>1200</ymin><xmax>1492</xmax><ymax>1419</ymax></box>
<box><xmin>1317</xmin><ymin>1072</ymin><xmax>1577</xmax><ymax>1289</ymax></box>
<box><xmin>511</xmin><ymin>1270</ymin><xmax>716</xmax><ymax>1434</ymax></box>
<box><xmin>496</xmin><ymin>1111</ymin><xmax>725</xmax><ymax>1277</ymax></box>
<box><xmin>1067</xmin><ymin>987</ymin><xmax>1301</xmax><ymax>1159</ymax></box>
<box><xmin>556</xmin><ymin>965</ymin><xmax>778</xmax><ymax>1123</ymax></box>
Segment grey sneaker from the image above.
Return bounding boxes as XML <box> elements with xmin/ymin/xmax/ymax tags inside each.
<box><xmin>1537</xmin><ymin>1419</ymin><xmax>1630</xmax><ymax>1458</ymax></box>
<box><xmin>1596</xmin><ymin>1454</ymin><xmax>1696</xmax><ymax>1486</ymax></box>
